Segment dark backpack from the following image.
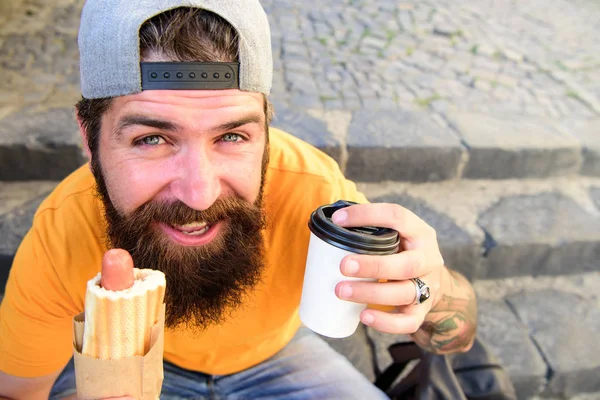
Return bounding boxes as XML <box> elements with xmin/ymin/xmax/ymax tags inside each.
<box><xmin>374</xmin><ymin>337</ymin><xmax>517</xmax><ymax>400</ymax></box>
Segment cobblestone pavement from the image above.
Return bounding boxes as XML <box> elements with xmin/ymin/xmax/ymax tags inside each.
<box><xmin>0</xmin><ymin>0</ymin><xmax>82</xmax><ymax>117</ymax></box>
<box><xmin>269</xmin><ymin>0</ymin><xmax>600</xmax><ymax>118</ymax></box>
<box><xmin>1</xmin><ymin>0</ymin><xmax>600</xmax><ymax>124</ymax></box>
<box><xmin>262</xmin><ymin>0</ymin><xmax>600</xmax><ymax>121</ymax></box>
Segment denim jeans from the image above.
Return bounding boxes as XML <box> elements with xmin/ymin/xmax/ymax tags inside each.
<box><xmin>50</xmin><ymin>327</ymin><xmax>389</xmax><ymax>399</ymax></box>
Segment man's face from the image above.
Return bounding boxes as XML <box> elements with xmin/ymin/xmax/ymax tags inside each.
<box><xmin>89</xmin><ymin>89</ymin><xmax>269</xmax><ymax>330</ymax></box>
<box><xmin>99</xmin><ymin>89</ymin><xmax>266</xmax><ymax>216</ymax></box>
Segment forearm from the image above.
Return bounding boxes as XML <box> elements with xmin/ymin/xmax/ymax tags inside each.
<box><xmin>411</xmin><ymin>268</ymin><xmax>477</xmax><ymax>354</ymax></box>
<box><xmin>0</xmin><ymin>369</ymin><xmax>59</xmax><ymax>400</ymax></box>
<box><xmin>0</xmin><ymin>389</ymin><xmax>52</xmax><ymax>400</ymax></box>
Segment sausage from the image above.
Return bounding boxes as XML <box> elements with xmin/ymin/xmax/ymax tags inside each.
<box><xmin>100</xmin><ymin>248</ymin><xmax>135</xmax><ymax>291</ymax></box>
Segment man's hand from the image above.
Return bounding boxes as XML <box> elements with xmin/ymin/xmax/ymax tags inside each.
<box><xmin>332</xmin><ymin>203</ymin><xmax>477</xmax><ymax>354</ymax></box>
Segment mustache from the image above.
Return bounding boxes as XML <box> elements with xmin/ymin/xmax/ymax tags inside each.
<box><xmin>124</xmin><ymin>195</ymin><xmax>260</xmax><ymax>227</ymax></box>
<box><xmin>104</xmin><ymin>194</ymin><xmax>266</xmax><ymax>253</ymax></box>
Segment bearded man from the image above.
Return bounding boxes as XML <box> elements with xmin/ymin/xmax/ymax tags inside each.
<box><xmin>0</xmin><ymin>1</ymin><xmax>477</xmax><ymax>399</ymax></box>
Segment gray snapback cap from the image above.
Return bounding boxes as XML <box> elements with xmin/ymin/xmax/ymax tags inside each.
<box><xmin>78</xmin><ymin>0</ymin><xmax>272</xmax><ymax>99</ymax></box>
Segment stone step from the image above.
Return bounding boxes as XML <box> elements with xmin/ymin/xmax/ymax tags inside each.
<box><xmin>357</xmin><ymin>176</ymin><xmax>600</xmax><ymax>280</ymax></box>
<box><xmin>363</xmin><ymin>272</ymin><xmax>600</xmax><ymax>399</ymax></box>
<box><xmin>2</xmin><ymin>177</ymin><xmax>600</xmax><ymax>291</ymax></box>
<box><xmin>0</xmin><ymin>108</ymin><xmax>86</xmax><ymax>181</ymax></box>
<box><xmin>271</xmin><ymin>105</ymin><xmax>600</xmax><ymax>183</ymax></box>
<box><xmin>1</xmin><ymin>104</ymin><xmax>598</xmax><ymax>183</ymax></box>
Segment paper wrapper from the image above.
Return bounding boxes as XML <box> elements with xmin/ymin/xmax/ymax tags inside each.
<box><xmin>72</xmin><ymin>304</ymin><xmax>165</xmax><ymax>400</ymax></box>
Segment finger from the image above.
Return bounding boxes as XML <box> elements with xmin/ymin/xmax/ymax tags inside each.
<box><xmin>101</xmin><ymin>248</ymin><xmax>135</xmax><ymax>291</ymax></box>
<box><xmin>359</xmin><ymin>308</ymin><xmax>428</xmax><ymax>335</ymax></box>
<box><xmin>331</xmin><ymin>203</ymin><xmax>435</xmax><ymax>241</ymax></box>
<box><xmin>336</xmin><ymin>280</ymin><xmax>418</xmax><ymax>306</ymax></box>
<box><xmin>394</xmin><ymin>301</ymin><xmax>434</xmax><ymax>317</ymax></box>
<box><xmin>341</xmin><ymin>250</ymin><xmax>433</xmax><ymax>280</ymax></box>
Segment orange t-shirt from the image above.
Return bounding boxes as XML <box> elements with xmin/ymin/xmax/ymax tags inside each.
<box><xmin>0</xmin><ymin>128</ymin><xmax>368</xmax><ymax>377</ymax></box>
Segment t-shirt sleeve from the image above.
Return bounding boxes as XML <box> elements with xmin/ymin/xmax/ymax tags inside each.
<box><xmin>0</xmin><ymin>226</ymin><xmax>77</xmax><ymax>377</ymax></box>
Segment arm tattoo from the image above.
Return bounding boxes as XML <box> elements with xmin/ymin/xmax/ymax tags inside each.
<box><xmin>412</xmin><ymin>270</ymin><xmax>477</xmax><ymax>354</ymax></box>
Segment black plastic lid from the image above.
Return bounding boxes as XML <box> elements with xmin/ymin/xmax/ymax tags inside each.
<box><xmin>308</xmin><ymin>200</ymin><xmax>400</xmax><ymax>255</ymax></box>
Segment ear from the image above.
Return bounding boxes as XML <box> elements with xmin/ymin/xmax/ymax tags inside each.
<box><xmin>76</xmin><ymin>112</ymin><xmax>93</xmax><ymax>170</ymax></box>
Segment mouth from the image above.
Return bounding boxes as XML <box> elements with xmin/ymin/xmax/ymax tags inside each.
<box><xmin>174</xmin><ymin>222</ymin><xmax>210</xmax><ymax>236</ymax></box>
<box><xmin>158</xmin><ymin>221</ymin><xmax>222</xmax><ymax>246</ymax></box>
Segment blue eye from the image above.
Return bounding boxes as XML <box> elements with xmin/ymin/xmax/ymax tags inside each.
<box><xmin>138</xmin><ymin>135</ymin><xmax>164</xmax><ymax>146</ymax></box>
<box><xmin>221</xmin><ymin>133</ymin><xmax>244</xmax><ymax>143</ymax></box>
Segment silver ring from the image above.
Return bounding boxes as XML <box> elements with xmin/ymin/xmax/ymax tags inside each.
<box><xmin>411</xmin><ymin>277</ymin><xmax>431</xmax><ymax>305</ymax></box>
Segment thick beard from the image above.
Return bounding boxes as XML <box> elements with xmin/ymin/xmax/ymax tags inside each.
<box><xmin>91</xmin><ymin>159</ymin><xmax>268</xmax><ymax>332</ymax></box>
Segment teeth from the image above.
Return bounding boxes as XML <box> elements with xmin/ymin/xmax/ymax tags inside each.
<box><xmin>180</xmin><ymin>226</ymin><xmax>210</xmax><ymax>236</ymax></box>
<box><xmin>176</xmin><ymin>222</ymin><xmax>207</xmax><ymax>229</ymax></box>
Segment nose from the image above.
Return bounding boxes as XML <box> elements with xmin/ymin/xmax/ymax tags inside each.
<box><xmin>170</xmin><ymin>147</ymin><xmax>222</xmax><ymax>211</ymax></box>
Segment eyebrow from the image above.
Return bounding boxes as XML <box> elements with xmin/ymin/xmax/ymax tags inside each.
<box><xmin>215</xmin><ymin>115</ymin><xmax>263</xmax><ymax>132</ymax></box>
<box><xmin>113</xmin><ymin>115</ymin><xmax>181</xmax><ymax>138</ymax></box>
<box><xmin>113</xmin><ymin>114</ymin><xmax>263</xmax><ymax>138</ymax></box>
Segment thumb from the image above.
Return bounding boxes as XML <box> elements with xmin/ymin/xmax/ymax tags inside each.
<box><xmin>101</xmin><ymin>248</ymin><xmax>135</xmax><ymax>291</ymax></box>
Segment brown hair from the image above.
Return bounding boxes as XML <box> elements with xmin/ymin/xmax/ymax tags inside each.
<box><xmin>76</xmin><ymin>7</ymin><xmax>273</xmax><ymax>159</ymax></box>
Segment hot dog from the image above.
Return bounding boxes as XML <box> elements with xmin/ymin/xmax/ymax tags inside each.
<box><xmin>81</xmin><ymin>249</ymin><xmax>166</xmax><ymax>360</ymax></box>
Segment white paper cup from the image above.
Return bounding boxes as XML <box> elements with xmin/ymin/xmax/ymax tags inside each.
<box><xmin>299</xmin><ymin>200</ymin><xmax>400</xmax><ymax>338</ymax></box>
<box><xmin>300</xmin><ymin>232</ymin><xmax>376</xmax><ymax>338</ymax></box>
